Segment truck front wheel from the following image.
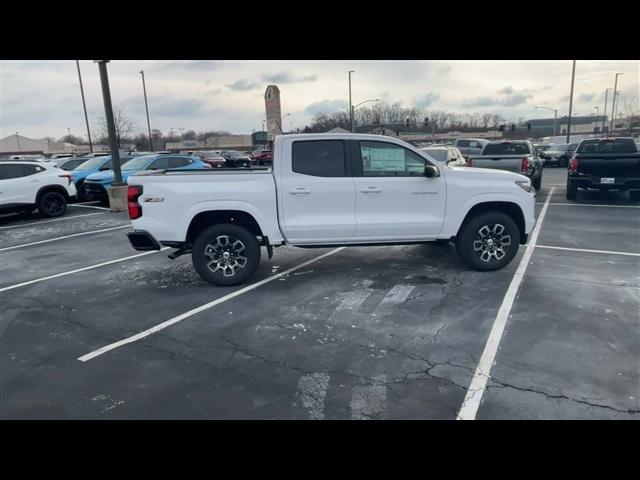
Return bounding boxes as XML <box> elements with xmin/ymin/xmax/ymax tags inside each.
<box><xmin>192</xmin><ymin>224</ymin><xmax>261</xmax><ymax>286</ymax></box>
<box><xmin>455</xmin><ymin>212</ymin><xmax>521</xmax><ymax>271</ymax></box>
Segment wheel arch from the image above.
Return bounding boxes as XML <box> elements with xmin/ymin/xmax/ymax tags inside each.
<box><xmin>459</xmin><ymin>201</ymin><xmax>526</xmax><ymax>244</ymax></box>
<box><xmin>35</xmin><ymin>184</ymin><xmax>70</xmax><ymax>203</ymax></box>
<box><xmin>186</xmin><ymin>209</ymin><xmax>265</xmax><ymax>245</ymax></box>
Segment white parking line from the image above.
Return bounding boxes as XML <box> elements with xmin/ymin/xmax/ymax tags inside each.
<box><xmin>0</xmin><ymin>225</ymin><xmax>131</xmax><ymax>252</ymax></box>
<box><xmin>71</xmin><ymin>204</ymin><xmax>111</xmax><ymax>211</ymax></box>
<box><xmin>78</xmin><ymin>247</ymin><xmax>345</xmax><ymax>362</ymax></box>
<box><xmin>536</xmin><ymin>245</ymin><xmax>640</xmax><ymax>257</ymax></box>
<box><xmin>536</xmin><ymin>202</ymin><xmax>640</xmax><ymax>208</ymax></box>
<box><xmin>0</xmin><ymin>248</ymin><xmax>169</xmax><ymax>293</ymax></box>
<box><xmin>457</xmin><ymin>187</ymin><xmax>555</xmax><ymax>420</ymax></box>
<box><xmin>0</xmin><ymin>212</ymin><xmax>106</xmax><ymax>230</ymax></box>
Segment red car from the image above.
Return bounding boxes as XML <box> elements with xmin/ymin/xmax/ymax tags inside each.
<box><xmin>251</xmin><ymin>151</ymin><xmax>272</xmax><ymax>165</ymax></box>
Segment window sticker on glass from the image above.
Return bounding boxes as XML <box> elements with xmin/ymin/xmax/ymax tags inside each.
<box><xmin>365</xmin><ymin>146</ymin><xmax>406</xmax><ymax>171</ymax></box>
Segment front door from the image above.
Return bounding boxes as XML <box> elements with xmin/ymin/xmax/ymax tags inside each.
<box><xmin>279</xmin><ymin>139</ymin><xmax>356</xmax><ymax>243</ymax></box>
<box><xmin>352</xmin><ymin>140</ymin><xmax>446</xmax><ymax>241</ymax></box>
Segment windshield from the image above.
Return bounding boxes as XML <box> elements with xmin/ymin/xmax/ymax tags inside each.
<box><xmin>122</xmin><ymin>155</ymin><xmax>154</xmax><ymax>170</ymax></box>
<box><xmin>549</xmin><ymin>144</ymin><xmax>569</xmax><ymax>152</ymax></box>
<box><xmin>482</xmin><ymin>143</ymin><xmax>531</xmax><ymax>155</ymax></box>
<box><xmin>577</xmin><ymin>139</ymin><xmax>637</xmax><ymax>154</ymax></box>
<box><xmin>422</xmin><ymin>149</ymin><xmax>448</xmax><ymax>162</ymax></box>
<box><xmin>74</xmin><ymin>157</ymin><xmax>110</xmax><ymax>170</ymax></box>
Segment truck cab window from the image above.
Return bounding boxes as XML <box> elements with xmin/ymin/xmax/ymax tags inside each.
<box><xmin>359</xmin><ymin>141</ymin><xmax>425</xmax><ymax>177</ymax></box>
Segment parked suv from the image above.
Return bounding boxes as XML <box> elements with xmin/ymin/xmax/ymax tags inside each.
<box><xmin>539</xmin><ymin>143</ymin><xmax>578</xmax><ymax>167</ymax></box>
<box><xmin>0</xmin><ymin>161</ymin><xmax>77</xmax><ymax>217</ymax></box>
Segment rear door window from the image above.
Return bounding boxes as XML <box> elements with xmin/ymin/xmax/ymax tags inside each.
<box><xmin>292</xmin><ymin>140</ymin><xmax>346</xmax><ymax>177</ymax></box>
<box><xmin>167</xmin><ymin>157</ymin><xmax>193</xmax><ymax>169</ymax></box>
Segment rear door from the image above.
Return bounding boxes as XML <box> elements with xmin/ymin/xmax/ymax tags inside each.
<box><xmin>0</xmin><ymin>164</ymin><xmax>44</xmax><ymax>205</ymax></box>
<box><xmin>352</xmin><ymin>140</ymin><xmax>446</xmax><ymax>240</ymax></box>
<box><xmin>279</xmin><ymin>139</ymin><xmax>357</xmax><ymax>243</ymax></box>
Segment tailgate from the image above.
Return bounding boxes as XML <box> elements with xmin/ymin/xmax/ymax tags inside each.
<box><xmin>471</xmin><ymin>156</ymin><xmax>523</xmax><ymax>173</ymax></box>
<box><xmin>578</xmin><ymin>154</ymin><xmax>640</xmax><ymax>178</ymax></box>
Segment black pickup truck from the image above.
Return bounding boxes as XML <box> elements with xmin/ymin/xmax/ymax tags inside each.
<box><xmin>566</xmin><ymin>137</ymin><xmax>640</xmax><ymax>201</ymax></box>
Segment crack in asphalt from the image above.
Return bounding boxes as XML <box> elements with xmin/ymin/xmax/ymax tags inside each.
<box><xmin>486</xmin><ymin>379</ymin><xmax>640</xmax><ymax>415</ymax></box>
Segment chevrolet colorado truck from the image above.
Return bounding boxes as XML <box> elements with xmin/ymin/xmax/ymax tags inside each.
<box><xmin>125</xmin><ymin>133</ymin><xmax>536</xmax><ymax>286</ymax></box>
<box><xmin>467</xmin><ymin>140</ymin><xmax>543</xmax><ymax>190</ymax></box>
<box><xmin>566</xmin><ymin>137</ymin><xmax>640</xmax><ymax>201</ymax></box>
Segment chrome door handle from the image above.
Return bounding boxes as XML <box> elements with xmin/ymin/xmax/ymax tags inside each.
<box><xmin>360</xmin><ymin>187</ymin><xmax>382</xmax><ymax>193</ymax></box>
<box><xmin>289</xmin><ymin>188</ymin><xmax>311</xmax><ymax>195</ymax></box>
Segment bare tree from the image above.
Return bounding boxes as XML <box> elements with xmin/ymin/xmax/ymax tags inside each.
<box><xmin>95</xmin><ymin>105</ymin><xmax>136</xmax><ymax>148</ymax></box>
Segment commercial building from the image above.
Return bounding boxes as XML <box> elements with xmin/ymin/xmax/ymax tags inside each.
<box><xmin>0</xmin><ymin>134</ymin><xmax>76</xmax><ymax>157</ymax></box>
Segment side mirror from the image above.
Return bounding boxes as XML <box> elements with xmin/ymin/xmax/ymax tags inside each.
<box><xmin>424</xmin><ymin>164</ymin><xmax>440</xmax><ymax>178</ymax></box>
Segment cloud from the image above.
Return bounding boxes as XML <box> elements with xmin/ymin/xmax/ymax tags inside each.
<box><xmin>437</xmin><ymin>65</ymin><xmax>451</xmax><ymax>76</ymax></box>
<box><xmin>414</xmin><ymin>93</ymin><xmax>440</xmax><ymax>109</ymax></box>
<box><xmin>226</xmin><ymin>79</ymin><xmax>260</xmax><ymax>91</ymax></box>
<box><xmin>462</xmin><ymin>91</ymin><xmax>532</xmax><ymax>108</ymax></box>
<box><xmin>498</xmin><ymin>86</ymin><xmax>514</xmax><ymax>95</ymax></box>
<box><xmin>305</xmin><ymin>99</ymin><xmax>348</xmax><ymax>115</ymax></box>
<box><xmin>501</xmin><ymin>93</ymin><xmax>532</xmax><ymax>106</ymax></box>
<box><xmin>577</xmin><ymin>92</ymin><xmax>596</xmax><ymax>103</ymax></box>
<box><xmin>142</xmin><ymin>98</ymin><xmax>210</xmax><ymax>117</ymax></box>
<box><xmin>261</xmin><ymin>71</ymin><xmax>317</xmax><ymax>83</ymax></box>
<box><xmin>461</xmin><ymin>96</ymin><xmax>499</xmax><ymax>108</ymax></box>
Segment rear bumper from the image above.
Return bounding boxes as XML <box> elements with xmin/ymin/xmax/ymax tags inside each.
<box><xmin>127</xmin><ymin>230</ymin><xmax>162</xmax><ymax>251</ymax></box>
<box><xmin>568</xmin><ymin>176</ymin><xmax>640</xmax><ymax>190</ymax></box>
<box><xmin>84</xmin><ymin>183</ymin><xmax>109</xmax><ymax>200</ymax></box>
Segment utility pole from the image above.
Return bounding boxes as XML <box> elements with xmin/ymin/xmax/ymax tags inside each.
<box><xmin>611</xmin><ymin>91</ymin><xmax>622</xmax><ymax>133</ymax></box>
<box><xmin>610</xmin><ymin>73</ymin><xmax>624</xmax><ymax>134</ymax></box>
<box><xmin>348</xmin><ymin>70</ymin><xmax>355</xmax><ymax>133</ymax></box>
<box><xmin>603</xmin><ymin>88</ymin><xmax>611</xmax><ymax>134</ymax></box>
<box><xmin>140</xmin><ymin>70</ymin><xmax>153</xmax><ymax>151</ymax></box>
<box><xmin>566</xmin><ymin>60</ymin><xmax>576</xmax><ymax>143</ymax></box>
<box><xmin>94</xmin><ymin>60</ymin><xmax>127</xmax><ymax>193</ymax></box>
<box><xmin>76</xmin><ymin>60</ymin><xmax>93</xmax><ymax>153</ymax></box>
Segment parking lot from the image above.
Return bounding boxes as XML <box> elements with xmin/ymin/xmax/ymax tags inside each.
<box><xmin>1</xmin><ymin>166</ymin><xmax>638</xmax><ymax>419</ymax></box>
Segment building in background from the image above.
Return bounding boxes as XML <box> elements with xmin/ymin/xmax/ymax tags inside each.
<box><xmin>165</xmin><ymin>140</ymin><xmax>205</xmax><ymax>151</ymax></box>
<box><xmin>0</xmin><ymin>134</ymin><xmax>76</xmax><ymax>157</ymax></box>
<box><xmin>205</xmin><ymin>135</ymin><xmax>253</xmax><ymax>150</ymax></box>
<box><xmin>251</xmin><ymin>131</ymin><xmax>269</xmax><ymax>150</ymax></box>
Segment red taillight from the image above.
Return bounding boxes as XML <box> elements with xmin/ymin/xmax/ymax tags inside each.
<box><xmin>59</xmin><ymin>174</ymin><xmax>73</xmax><ymax>185</ymax></box>
<box><xmin>127</xmin><ymin>185</ymin><xmax>143</xmax><ymax>220</ymax></box>
<box><xmin>521</xmin><ymin>157</ymin><xmax>530</xmax><ymax>173</ymax></box>
<box><xmin>466</xmin><ymin>157</ymin><xmax>473</xmax><ymax>167</ymax></box>
<box><xmin>570</xmin><ymin>157</ymin><xmax>579</xmax><ymax>173</ymax></box>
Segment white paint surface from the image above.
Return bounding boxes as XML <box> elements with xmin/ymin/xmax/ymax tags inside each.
<box><xmin>0</xmin><ymin>212</ymin><xmax>106</xmax><ymax>230</ymax></box>
<box><xmin>297</xmin><ymin>373</ymin><xmax>330</xmax><ymax>420</ymax></box>
<box><xmin>78</xmin><ymin>247</ymin><xmax>345</xmax><ymax>362</ymax></box>
<box><xmin>536</xmin><ymin>202</ymin><xmax>640</xmax><ymax>209</ymax></box>
<box><xmin>536</xmin><ymin>245</ymin><xmax>640</xmax><ymax>257</ymax></box>
<box><xmin>0</xmin><ymin>248</ymin><xmax>169</xmax><ymax>293</ymax></box>
<box><xmin>0</xmin><ymin>225</ymin><xmax>131</xmax><ymax>251</ymax></box>
<box><xmin>456</xmin><ymin>187</ymin><xmax>555</xmax><ymax>420</ymax></box>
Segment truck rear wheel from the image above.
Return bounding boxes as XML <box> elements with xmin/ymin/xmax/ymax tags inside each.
<box><xmin>192</xmin><ymin>224</ymin><xmax>261</xmax><ymax>286</ymax></box>
<box><xmin>455</xmin><ymin>211</ymin><xmax>521</xmax><ymax>271</ymax></box>
<box><xmin>532</xmin><ymin>175</ymin><xmax>542</xmax><ymax>190</ymax></box>
<box><xmin>630</xmin><ymin>190</ymin><xmax>640</xmax><ymax>202</ymax></box>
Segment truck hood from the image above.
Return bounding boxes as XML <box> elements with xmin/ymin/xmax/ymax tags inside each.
<box><xmin>449</xmin><ymin>165</ymin><xmax>529</xmax><ymax>182</ymax></box>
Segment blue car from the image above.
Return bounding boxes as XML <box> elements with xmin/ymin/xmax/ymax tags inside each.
<box><xmin>71</xmin><ymin>155</ymin><xmax>133</xmax><ymax>201</ymax></box>
<box><xmin>84</xmin><ymin>154</ymin><xmax>209</xmax><ymax>202</ymax></box>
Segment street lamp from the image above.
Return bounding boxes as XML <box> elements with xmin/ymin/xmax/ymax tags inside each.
<box><xmin>76</xmin><ymin>60</ymin><xmax>93</xmax><ymax>153</ymax></box>
<box><xmin>603</xmin><ymin>88</ymin><xmax>611</xmax><ymax>134</ymax></box>
<box><xmin>610</xmin><ymin>72</ymin><xmax>624</xmax><ymax>133</ymax></box>
<box><xmin>535</xmin><ymin>105</ymin><xmax>558</xmax><ymax>136</ymax></box>
<box><xmin>348</xmin><ymin>70</ymin><xmax>355</xmax><ymax>132</ymax></box>
<box><xmin>352</xmin><ymin>99</ymin><xmax>379</xmax><ymax>132</ymax></box>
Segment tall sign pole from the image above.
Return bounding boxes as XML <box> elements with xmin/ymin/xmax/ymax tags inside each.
<box><xmin>566</xmin><ymin>60</ymin><xmax>576</xmax><ymax>144</ymax></box>
<box><xmin>264</xmin><ymin>85</ymin><xmax>282</xmax><ymax>140</ymax></box>
<box><xmin>76</xmin><ymin>60</ymin><xmax>93</xmax><ymax>153</ymax></box>
<box><xmin>140</xmin><ymin>70</ymin><xmax>154</xmax><ymax>151</ymax></box>
<box><xmin>96</xmin><ymin>61</ymin><xmax>123</xmax><ymax>185</ymax></box>
<box><xmin>602</xmin><ymin>88</ymin><xmax>610</xmax><ymax>134</ymax></box>
<box><xmin>610</xmin><ymin>73</ymin><xmax>624</xmax><ymax>134</ymax></box>
<box><xmin>348</xmin><ymin>70</ymin><xmax>354</xmax><ymax>132</ymax></box>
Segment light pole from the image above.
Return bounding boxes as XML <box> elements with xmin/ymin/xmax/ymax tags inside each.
<box><xmin>610</xmin><ymin>72</ymin><xmax>624</xmax><ymax>133</ymax></box>
<box><xmin>76</xmin><ymin>60</ymin><xmax>93</xmax><ymax>153</ymax></box>
<box><xmin>352</xmin><ymin>99</ymin><xmax>379</xmax><ymax>132</ymax></box>
<box><xmin>261</xmin><ymin>120</ymin><xmax>265</xmax><ymax>132</ymax></box>
<box><xmin>612</xmin><ymin>91</ymin><xmax>622</xmax><ymax>132</ymax></box>
<box><xmin>535</xmin><ymin>105</ymin><xmax>558</xmax><ymax>136</ymax></box>
<box><xmin>139</xmin><ymin>70</ymin><xmax>153</xmax><ymax>151</ymax></box>
<box><xmin>603</xmin><ymin>88</ymin><xmax>611</xmax><ymax>134</ymax></box>
<box><xmin>593</xmin><ymin>106</ymin><xmax>599</xmax><ymax>133</ymax></box>
<box><xmin>348</xmin><ymin>70</ymin><xmax>355</xmax><ymax>132</ymax></box>
<box><xmin>67</xmin><ymin>128</ymin><xmax>72</xmax><ymax>142</ymax></box>
<box><xmin>566</xmin><ymin>60</ymin><xmax>576</xmax><ymax>143</ymax></box>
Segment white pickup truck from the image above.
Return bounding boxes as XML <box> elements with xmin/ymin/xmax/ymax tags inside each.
<box><xmin>126</xmin><ymin>133</ymin><xmax>536</xmax><ymax>286</ymax></box>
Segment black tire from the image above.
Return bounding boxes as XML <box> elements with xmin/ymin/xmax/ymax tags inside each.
<box><xmin>37</xmin><ymin>191</ymin><xmax>67</xmax><ymax>218</ymax></box>
<box><xmin>455</xmin><ymin>211</ymin><xmax>521</xmax><ymax>271</ymax></box>
<box><xmin>76</xmin><ymin>181</ymin><xmax>88</xmax><ymax>202</ymax></box>
<box><xmin>630</xmin><ymin>190</ymin><xmax>640</xmax><ymax>202</ymax></box>
<box><xmin>566</xmin><ymin>182</ymin><xmax>578</xmax><ymax>200</ymax></box>
<box><xmin>532</xmin><ymin>175</ymin><xmax>542</xmax><ymax>190</ymax></box>
<box><xmin>192</xmin><ymin>224</ymin><xmax>261</xmax><ymax>286</ymax></box>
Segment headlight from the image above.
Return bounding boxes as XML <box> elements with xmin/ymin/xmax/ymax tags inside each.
<box><xmin>515</xmin><ymin>180</ymin><xmax>532</xmax><ymax>192</ymax></box>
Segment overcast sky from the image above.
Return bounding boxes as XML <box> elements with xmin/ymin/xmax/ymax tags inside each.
<box><xmin>1</xmin><ymin>60</ymin><xmax>638</xmax><ymax>141</ymax></box>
